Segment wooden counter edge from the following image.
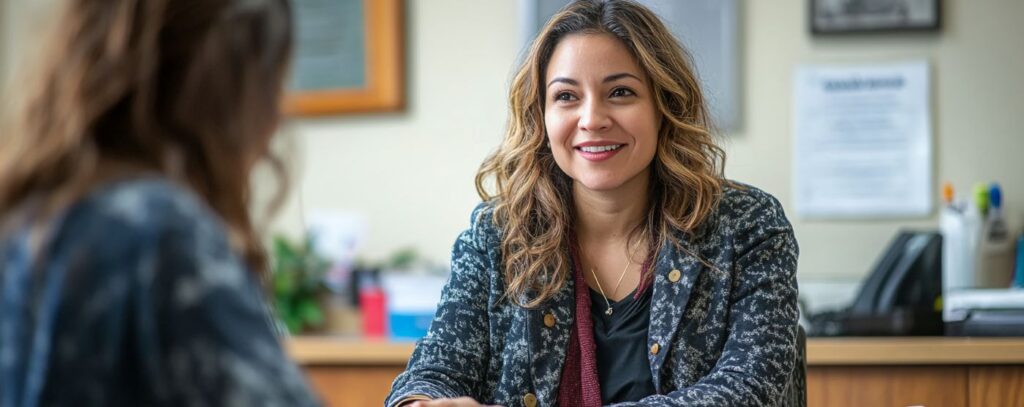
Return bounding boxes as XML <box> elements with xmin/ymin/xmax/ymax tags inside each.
<box><xmin>806</xmin><ymin>337</ymin><xmax>1024</xmax><ymax>365</ymax></box>
<box><xmin>287</xmin><ymin>336</ymin><xmax>1024</xmax><ymax>366</ymax></box>
<box><xmin>287</xmin><ymin>337</ymin><xmax>415</xmax><ymax>365</ymax></box>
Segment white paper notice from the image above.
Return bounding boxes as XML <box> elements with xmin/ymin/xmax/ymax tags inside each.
<box><xmin>793</xmin><ymin>61</ymin><xmax>932</xmax><ymax>219</ymax></box>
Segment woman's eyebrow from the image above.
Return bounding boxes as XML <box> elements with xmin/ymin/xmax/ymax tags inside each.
<box><xmin>547</xmin><ymin>72</ymin><xmax>641</xmax><ymax>88</ymax></box>
<box><xmin>547</xmin><ymin>77</ymin><xmax>578</xmax><ymax>88</ymax></box>
<box><xmin>603</xmin><ymin>72</ymin><xmax>642</xmax><ymax>83</ymax></box>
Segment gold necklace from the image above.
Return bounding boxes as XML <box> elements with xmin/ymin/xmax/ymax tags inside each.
<box><xmin>590</xmin><ymin>261</ymin><xmax>632</xmax><ymax>316</ymax></box>
<box><xmin>585</xmin><ymin>226</ymin><xmax>647</xmax><ymax>315</ymax></box>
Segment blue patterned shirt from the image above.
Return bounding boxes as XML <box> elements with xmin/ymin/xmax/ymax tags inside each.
<box><xmin>0</xmin><ymin>178</ymin><xmax>319</xmax><ymax>407</ymax></box>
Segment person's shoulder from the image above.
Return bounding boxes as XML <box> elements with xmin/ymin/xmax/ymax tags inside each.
<box><xmin>696</xmin><ymin>180</ymin><xmax>793</xmax><ymax>248</ymax></box>
<box><xmin>464</xmin><ymin>200</ymin><xmax>499</xmax><ymax>246</ymax></box>
<box><xmin>95</xmin><ymin>174</ymin><xmax>217</xmax><ymax>220</ymax></box>
<box><xmin>469</xmin><ymin>200</ymin><xmax>495</xmax><ymax>221</ymax></box>
<box><xmin>467</xmin><ymin>201</ymin><xmax>500</xmax><ymax>237</ymax></box>
<box><xmin>716</xmin><ymin>180</ymin><xmax>788</xmax><ymax>224</ymax></box>
<box><xmin>84</xmin><ymin>177</ymin><xmax>219</xmax><ymax>231</ymax></box>
<box><xmin>12</xmin><ymin>177</ymin><xmax>234</xmax><ymax>282</ymax></box>
<box><xmin>75</xmin><ymin>176</ymin><xmax>247</xmax><ymax>286</ymax></box>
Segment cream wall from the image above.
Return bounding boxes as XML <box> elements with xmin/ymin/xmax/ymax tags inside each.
<box><xmin>0</xmin><ymin>0</ymin><xmax>57</xmax><ymax>84</ymax></box>
<box><xmin>731</xmin><ymin>0</ymin><xmax>1024</xmax><ymax>278</ymax></box>
<box><xmin>269</xmin><ymin>0</ymin><xmax>520</xmax><ymax>266</ymax></box>
<box><xmin>2</xmin><ymin>1</ymin><xmax>1022</xmax><ymax>281</ymax></box>
<box><xmin>279</xmin><ymin>0</ymin><xmax>1024</xmax><ymax>280</ymax></box>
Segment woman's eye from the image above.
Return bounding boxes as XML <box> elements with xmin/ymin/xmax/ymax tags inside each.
<box><xmin>554</xmin><ymin>92</ymin><xmax>577</xmax><ymax>102</ymax></box>
<box><xmin>610</xmin><ymin>87</ymin><xmax>636</xmax><ymax>98</ymax></box>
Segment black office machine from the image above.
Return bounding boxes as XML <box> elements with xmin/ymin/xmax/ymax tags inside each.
<box><xmin>808</xmin><ymin>231</ymin><xmax>944</xmax><ymax>336</ymax></box>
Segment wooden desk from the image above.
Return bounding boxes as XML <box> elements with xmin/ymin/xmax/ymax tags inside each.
<box><xmin>288</xmin><ymin>337</ymin><xmax>1024</xmax><ymax>407</ymax></box>
<box><xmin>806</xmin><ymin>337</ymin><xmax>1024</xmax><ymax>365</ymax></box>
<box><xmin>288</xmin><ymin>337</ymin><xmax>412</xmax><ymax>406</ymax></box>
<box><xmin>805</xmin><ymin>337</ymin><xmax>1024</xmax><ymax>407</ymax></box>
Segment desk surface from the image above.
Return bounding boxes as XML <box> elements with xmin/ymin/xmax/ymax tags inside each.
<box><xmin>805</xmin><ymin>337</ymin><xmax>1024</xmax><ymax>365</ymax></box>
<box><xmin>287</xmin><ymin>336</ymin><xmax>1024</xmax><ymax>366</ymax></box>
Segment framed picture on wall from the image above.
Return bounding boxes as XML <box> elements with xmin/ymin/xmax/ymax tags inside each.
<box><xmin>285</xmin><ymin>0</ymin><xmax>404</xmax><ymax>116</ymax></box>
<box><xmin>810</xmin><ymin>0</ymin><xmax>941</xmax><ymax>35</ymax></box>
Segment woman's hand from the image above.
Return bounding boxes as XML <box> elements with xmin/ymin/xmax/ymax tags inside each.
<box><xmin>408</xmin><ymin>397</ymin><xmax>503</xmax><ymax>407</ymax></box>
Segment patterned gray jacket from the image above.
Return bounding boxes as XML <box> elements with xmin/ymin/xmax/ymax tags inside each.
<box><xmin>387</xmin><ymin>183</ymin><xmax>801</xmax><ymax>407</ymax></box>
<box><xmin>0</xmin><ymin>178</ymin><xmax>319</xmax><ymax>407</ymax></box>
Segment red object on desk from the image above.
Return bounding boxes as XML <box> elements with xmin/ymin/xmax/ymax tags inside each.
<box><xmin>360</xmin><ymin>285</ymin><xmax>387</xmax><ymax>338</ymax></box>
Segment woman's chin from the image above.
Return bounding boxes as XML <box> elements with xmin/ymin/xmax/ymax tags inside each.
<box><xmin>573</xmin><ymin>177</ymin><xmax>627</xmax><ymax>193</ymax></box>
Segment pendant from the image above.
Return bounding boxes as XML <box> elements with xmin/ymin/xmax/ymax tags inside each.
<box><xmin>605</xmin><ymin>307</ymin><xmax>614</xmax><ymax>316</ymax></box>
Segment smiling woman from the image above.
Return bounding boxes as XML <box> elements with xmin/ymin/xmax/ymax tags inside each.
<box><xmin>386</xmin><ymin>1</ymin><xmax>802</xmax><ymax>406</ymax></box>
<box><xmin>543</xmin><ymin>33</ymin><xmax>660</xmax><ymax>195</ymax></box>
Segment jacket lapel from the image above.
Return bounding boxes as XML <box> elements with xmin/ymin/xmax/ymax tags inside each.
<box><xmin>524</xmin><ymin>237</ymin><xmax>706</xmax><ymax>400</ymax></box>
<box><xmin>527</xmin><ymin>273</ymin><xmax>575</xmax><ymax>406</ymax></box>
<box><xmin>647</xmin><ymin>237</ymin><xmax>705</xmax><ymax>393</ymax></box>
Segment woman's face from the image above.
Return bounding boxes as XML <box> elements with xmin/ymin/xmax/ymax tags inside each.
<box><xmin>544</xmin><ymin>33</ymin><xmax>660</xmax><ymax>194</ymax></box>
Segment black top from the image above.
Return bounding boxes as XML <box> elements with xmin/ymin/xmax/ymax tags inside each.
<box><xmin>590</xmin><ymin>286</ymin><xmax>657</xmax><ymax>403</ymax></box>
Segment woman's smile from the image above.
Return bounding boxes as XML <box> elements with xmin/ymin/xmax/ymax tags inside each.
<box><xmin>575</xmin><ymin>141</ymin><xmax>627</xmax><ymax>162</ymax></box>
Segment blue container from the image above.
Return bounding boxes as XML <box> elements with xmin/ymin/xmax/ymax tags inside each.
<box><xmin>389</xmin><ymin>312</ymin><xmax>434</xmax><ymax>341</ymax></box>
<box><xmin>381</xmin><ymin>273</ymin><xmax>445</xmax><ymax>341</ymax></box>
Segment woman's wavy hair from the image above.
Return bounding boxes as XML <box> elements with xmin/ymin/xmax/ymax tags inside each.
<box><xmin>476</xmin><ymin>0</ymin><xmax>726</xmax><ymax>308</ymax></box>
<box><xmin>0</xmin><ymin>0</ymin><xmax>293</xmax><ymax>273</ymax></box>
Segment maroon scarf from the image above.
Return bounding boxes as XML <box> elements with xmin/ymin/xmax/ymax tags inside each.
<box><xmin>558</xmin><ymin>245</ymin><xmax>651</xmax><ymax>407</ymax></box>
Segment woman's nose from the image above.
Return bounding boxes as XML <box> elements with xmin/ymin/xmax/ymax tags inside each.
<box><xmin>578</xmin><ymin>99</ymin><xmax>612</xmax><ymax>132</ymax></box>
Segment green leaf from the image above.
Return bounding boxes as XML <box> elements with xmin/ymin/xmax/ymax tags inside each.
<box><xmin>297</xmin><ymin>297</ymin><xmax>324</xmax><ymax>326</ymax></box>
<box><xmin>272</xmin><ymin>235</ymin><xmax>300</xmax><ymax>272</ymax></box>
<box><xmin>269</xmin><ymin>233</ymin><xmax>330</xmax><ymax>333</ymax></box>
<box><xmin>284</xmin><ymin>315</ymin><xmax>303</xmax><ymax>334</ymax></box>
<box><xmin>387</xmin><ymin>247</ymin><xmax>418</xmax><ymax>269</ymax></box>
<box><xmin>272</xmin><ymin>269</ymin><xmax>297</xmax><ymax>296</ymax></box>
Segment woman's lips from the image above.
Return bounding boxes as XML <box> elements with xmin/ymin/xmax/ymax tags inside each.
<box><xmin>575</xmin><ymin>144</ymin><xmax>624</xmax><ymax>162</ymax></box>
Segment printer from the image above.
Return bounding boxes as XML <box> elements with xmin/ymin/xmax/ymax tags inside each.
<box><xmin>945</xmin><ymin>289</ymin><xmax>1024</xmax><ymax>336</ymax></box>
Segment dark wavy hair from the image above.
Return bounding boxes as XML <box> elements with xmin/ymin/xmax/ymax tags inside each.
<box><xmin>0</xmin><ymin>0</ymin><xmax>293</xmax><ymax>273</ymax></box>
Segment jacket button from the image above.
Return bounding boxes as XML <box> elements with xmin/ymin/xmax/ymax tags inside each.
<box><xmin>650</xmin><ymin>343</ymin><xmax>661</xmax><ymax>355</ymax></box>
<box><xmin>543</xmin><ymin>313</ymin><xmax>556</xmax><ymax>328</ymax></box>
<box><xmin>668</xmin><ymin>269</ymin><xmax>681</xmax><ymax>283</ymax></box>
<box><xmin>523</xmin><ymin>392</ymin><xmax>537</xmax><ymax>407</ymax></box>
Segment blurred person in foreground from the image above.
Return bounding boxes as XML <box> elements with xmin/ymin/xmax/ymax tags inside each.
<box><xmin>387</xmin><ymin>1</ymin><xmax>801</xmax><ymax>406</ymax></box>
<box><xmin>0</xmin><ymin>0</ymin><xmax>319</xmax><ymax>406</ymax></box>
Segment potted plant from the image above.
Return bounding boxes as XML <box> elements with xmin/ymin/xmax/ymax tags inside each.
<box><xmin>271</xmin><ymin>235</ymin><xmax>331</xmax><ymax>334</ymax></box>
